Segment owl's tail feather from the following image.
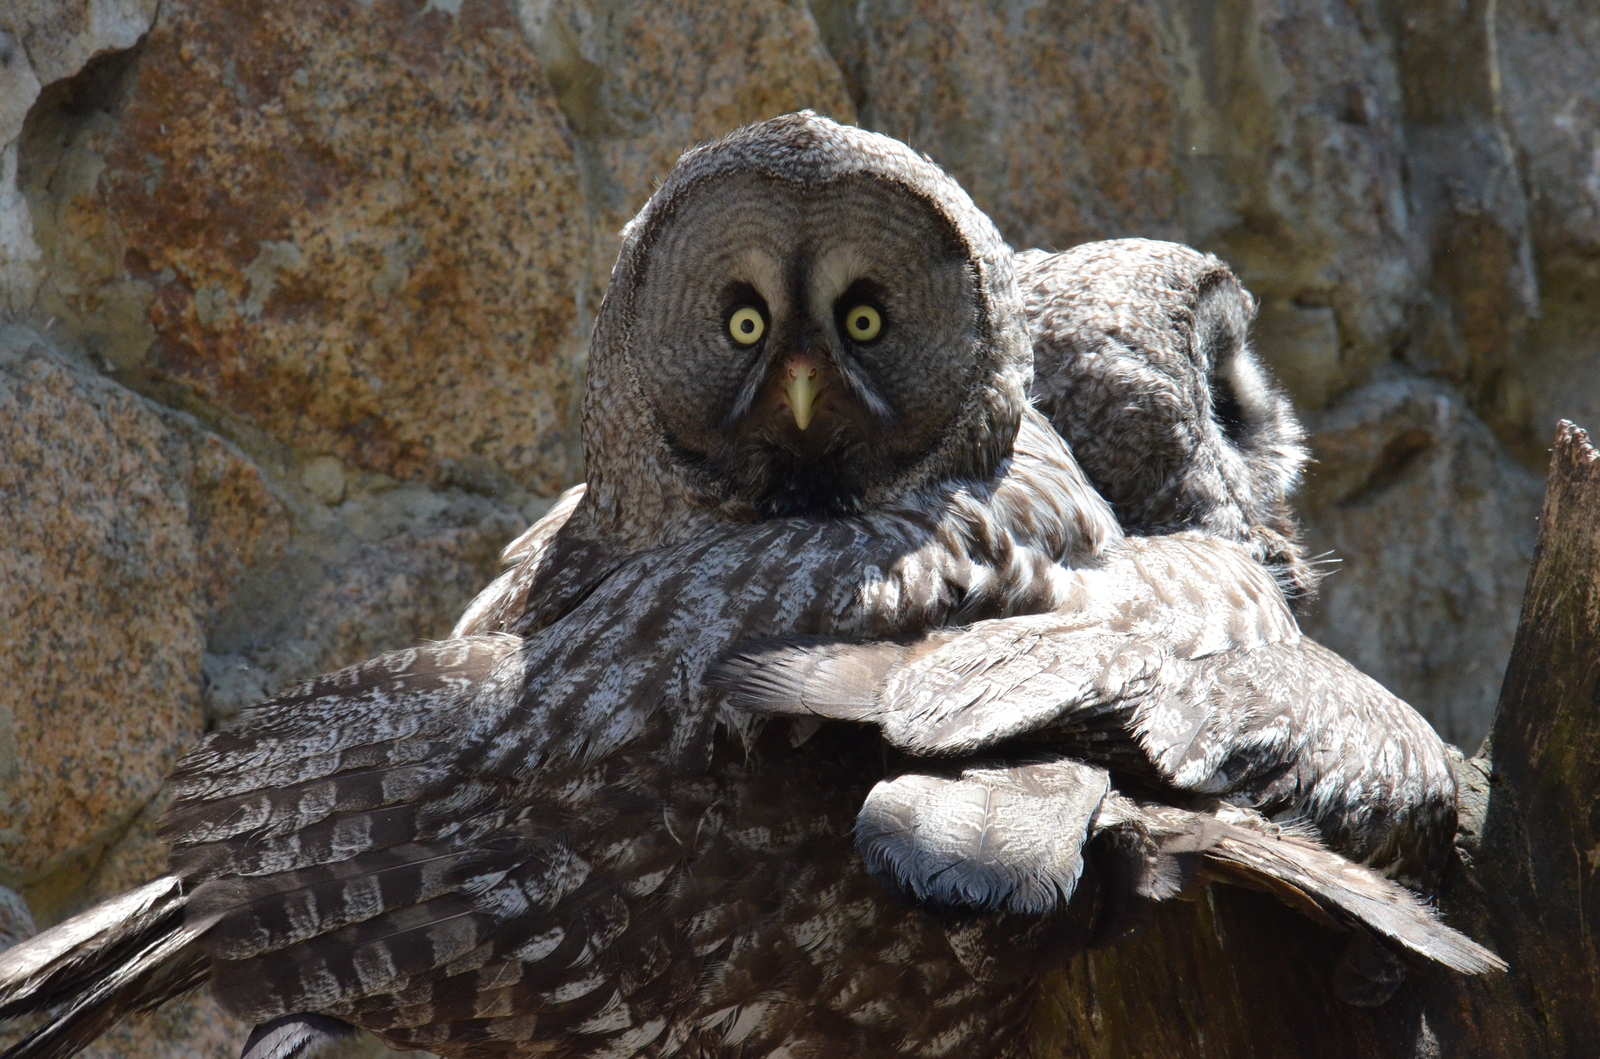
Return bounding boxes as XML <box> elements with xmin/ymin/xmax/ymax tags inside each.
<box><xmin>1190</xmin><ymin>819</ymin><xmax>1506</xmax><ymax>975</ymax></box>
<box><xmin>1093</xmin><ymin>790</ymin><xmax>1508</xmax><ymax>976</ymax></box>
<box><xmin>0</xmin><ymin>876</ymin><xmax>215</xmax><ymax>1059</ymax></box>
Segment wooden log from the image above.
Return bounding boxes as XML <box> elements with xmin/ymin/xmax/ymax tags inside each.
<box><xmin>1033</xmin><ymin>421</ymin><xmax>1600</xmax><ymax>1057</ymax></box>
<box><xmin>1445</xmin><ymin>419</ymin><xmax>1600</xmax><ymax>1054</ymax></box>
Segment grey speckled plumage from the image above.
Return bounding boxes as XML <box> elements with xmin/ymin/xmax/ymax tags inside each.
<box><xmin>0</xmin><ymin>114</ymin><xmax>1497</xmax><ymax>1059</ymax></box>
<box><xmin>1020</xmin><ymin>239</ymin><xmax>1316</xmax><ymax>601</ymax></box>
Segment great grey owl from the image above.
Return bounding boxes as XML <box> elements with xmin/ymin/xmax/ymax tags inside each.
<box><xmin>1018</xmin><ymin>239</ymin><xmax>1317</xmax><ymax>602</ymax></box>
<box><xmin>0</xmin><ymin>114</ymin><xmax>1496</xmax><ymax>1059</ymax></box>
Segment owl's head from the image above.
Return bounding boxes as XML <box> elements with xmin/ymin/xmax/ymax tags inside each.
<box><xmin>580</xmin><ymin>112</ymin><xmax>1031</xmax><ymax>539</ymax></box>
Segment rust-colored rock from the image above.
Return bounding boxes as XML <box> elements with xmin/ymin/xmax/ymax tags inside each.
<box><xmin>89</xmin><ymin>0</ymin><xmax>590</xmax><ymax>493</ymax></box>
<box><xmin>0</xmin><ymin>327</ymin><xmax>285</xmax><ymax>905</ymax></box>
<box><xmin>0</xmin><ymin>0</ymin><xmax>161</xmax><ymax>311</ymax></box>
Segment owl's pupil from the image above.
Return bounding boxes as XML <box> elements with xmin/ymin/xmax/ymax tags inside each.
<box><xmin>740</xmin><ymin>319</ymin><xmax>754</xmax><ymax>334</ymax></box>
<box><xmin>854</xmin><ymin>315</ymin><xmax>868</xmax><ymax>330</ymax></box>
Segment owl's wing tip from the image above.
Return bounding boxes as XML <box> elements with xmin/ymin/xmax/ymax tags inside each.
<box><xmin>240</xmin><ymin>1014</ymin><xmax>360</xmax><ymax>1059</ymax></box>
<box><xmin>1203</xmin><ymin>830</ymin><xmax>1508</xmax><ymax>977</ymax></box>
<box><xmin>1403</xmin><ymin>927</ymin><xmax>1507</xmax><ymax>976</ymax></box>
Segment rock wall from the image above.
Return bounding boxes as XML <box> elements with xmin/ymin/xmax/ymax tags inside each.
<box><xmin>0</xmin><ymin>1</ymin><xmax>1593</xmax><ymax>1055</ymax></box>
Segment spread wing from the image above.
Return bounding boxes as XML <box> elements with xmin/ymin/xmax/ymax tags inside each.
<box><xmin>1093</xmin><ymin>791</ymin><xmax>1502</xmax><ymax>975</ymax></box>
<box><xmin>712</xmin><ymin>533</ymin><xmax>1458</xmax><ymax>880</ymax></box>
<box><xmin>149</xmin><ymin>513</ymin><xmax>1020</xmax><ymax>1053</ymax></box>
<box><xmin>156</xmin><ymin>636</ymin><xmax>641</xmax><ymax>1048</ymax></box>
<box><xmin>718</xmin><ymin>630</ymin><xmax>1457</xmax><ymax>876</ymax></box>
<box><xmin>711</xmin><ymin>533</ymin><xmax>1298</xmax><ymax>763</ymax></box>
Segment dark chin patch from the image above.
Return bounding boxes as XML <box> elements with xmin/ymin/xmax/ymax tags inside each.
<box><xmin>753</xmin><ymin>449</ymin><xmax>867</xmax><ymax>518</ymax></box>
<box><xmin>676</xmin><ymin>423</ymin><xmax>897</xmax><ymax>519</ymax></box>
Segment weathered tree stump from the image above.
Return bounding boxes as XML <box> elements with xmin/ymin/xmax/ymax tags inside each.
<box><xmin>1032</xmin><ymin>421</ymin><xmax>1600</xmax><ymax>1058</ymax></box>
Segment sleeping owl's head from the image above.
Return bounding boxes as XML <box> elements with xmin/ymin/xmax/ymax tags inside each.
<box><xmin>580</xmin><ymin>112</ymin><xmax>1031</xmax><ymax>528</ymax></box>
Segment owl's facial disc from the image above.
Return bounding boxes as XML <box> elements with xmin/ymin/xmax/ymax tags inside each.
<box><xmin>630</xmin><ymin>171</ymin><xmax>982</xmax><ymax>517</ymax></box>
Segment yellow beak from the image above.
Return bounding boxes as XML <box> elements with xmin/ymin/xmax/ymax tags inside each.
<box><xmin>786</xmin><ymin>363</ymin><xmax>820</xmax><ymax>431</ymax></box>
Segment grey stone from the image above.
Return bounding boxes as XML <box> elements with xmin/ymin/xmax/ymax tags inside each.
<box><xmin>1297</xmin><ymin>378</ymin><xmax>1544</xmax><ymax>747</ymax></box>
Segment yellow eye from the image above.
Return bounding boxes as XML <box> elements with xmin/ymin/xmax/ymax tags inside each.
<box><xmin>728</xmin><ymin>306</ymin><xmax>765</xmax><ymax>345</ymax></box>
<box><xmin>843</xmin><ymin>304</ymin><xmax>883</xmax><ymax>342</ymax></box>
